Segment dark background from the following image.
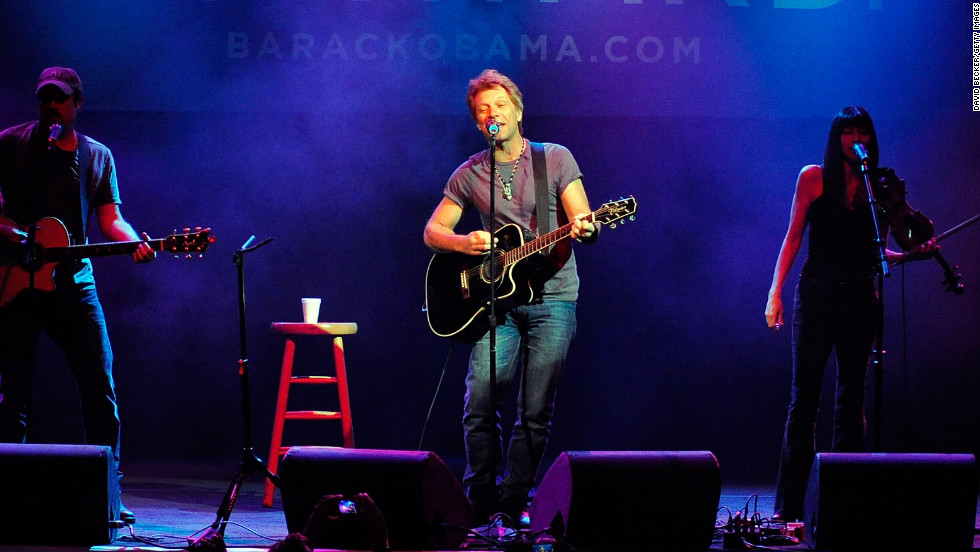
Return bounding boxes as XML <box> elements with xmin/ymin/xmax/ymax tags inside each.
<box><xmin>1</xmin><ymin>1</ymin><xmax>977</xmax><ymax>487</ymax></box>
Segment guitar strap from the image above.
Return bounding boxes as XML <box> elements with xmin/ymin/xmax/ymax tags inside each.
<box><xmin>76</xmin><ymin>133</ymin><xmax>91</xmax><ymax>238</ymax></box>
<box><xmin>530</xmin><ymin>141</ymin><xmax>549</xmax><ymax>237</ymax></box>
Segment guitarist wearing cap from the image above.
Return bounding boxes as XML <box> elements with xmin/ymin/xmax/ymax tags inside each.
<box><xmin>423</xmin><ymin>69</ymin><xmax>598</xmax><ymax>529</ymax></box>
<box><xmin>0</xmin><ymin>66</ymin><xmax>155</xmax><ymax>525</ymax></box>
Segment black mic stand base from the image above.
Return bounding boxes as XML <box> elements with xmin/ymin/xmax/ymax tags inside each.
<box><xmin>190</xmin><ymin>448</ymin><xmax>280</xmax><ymax>547</ymax></box>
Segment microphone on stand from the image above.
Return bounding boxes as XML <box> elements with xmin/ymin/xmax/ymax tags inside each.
<box><xmin>852</xmin><ymin>142</ymin><xmax>869</xmax><ymax>163</ymax></box>
<box><xmin>852</xmin><ymin>142</ymin><xmax>870</xmax><ymax>173</ymax></box>
<box><xmin>47</xmin><ymin>123</ymin><xmax>63</xmax><ymax>150</ymax></box>
<box><xmin>485</xmin><ymin>118</ymin><xmax>499</xmax><ymax>136</ymax></box>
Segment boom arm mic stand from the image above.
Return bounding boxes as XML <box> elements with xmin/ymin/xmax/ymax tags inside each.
<box><xmin>193</xmin><ymin>235</ymin><xmax>277</xmax><ymax>546</ymax></box>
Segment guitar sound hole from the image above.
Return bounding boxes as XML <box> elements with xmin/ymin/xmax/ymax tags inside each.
<box><xmin>479</xmin><ymin>251</ymin><xmax>506</xmax><ymax>285</ymax></box>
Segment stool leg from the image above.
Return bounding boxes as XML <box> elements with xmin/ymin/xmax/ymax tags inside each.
<box><xmin>333</xmin><ymin>336</ymin><xmax>355</xmax><ymax>448</ymax></box>
<box><xmin>263</xmin><ymin>337</ymin><xmax>297</xmax><ymax>507</ymax></box>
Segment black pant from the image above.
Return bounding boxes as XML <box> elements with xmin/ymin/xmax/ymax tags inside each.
<box><xmin>0</xmin><ymin>276</ymin><xmax>121</xmax><ymax>474</ymax></box>
<box><xmin>774</xmin><ymin>274</ymin><xmax>878</xmax><ymax>520</ymax></box>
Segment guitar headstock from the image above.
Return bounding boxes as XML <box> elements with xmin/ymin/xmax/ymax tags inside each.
<box><xmin>164</xmin><ymin>227</ymin><xmax>215</xmax><ymax>257</ymax></box>
<box><xmin>595</xmin><ymin>196</ymin><xmax>637</xmax><ymax>229</ymax></box>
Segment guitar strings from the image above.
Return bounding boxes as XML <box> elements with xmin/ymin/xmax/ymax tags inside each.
<box><xmin>461</xmin><ymin>203</ymin><xmax>618</xmax><ymax>281</ymax></box>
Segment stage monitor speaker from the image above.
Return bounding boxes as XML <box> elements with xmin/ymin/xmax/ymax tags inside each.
<box><xmin>0</xmin><ymin>443</ymin><xmax>120</xmax><ymax>546</ymax></box>
<box><xmin>529</xmin><ymin>451</ymin><xmax>721</xmax><ymax>551</ymax></box>
<box><xmin>804</xmin><ymin>452</ymin><xmax>978</xmax><ymax>550</ymax></box>
<box><xmin>277</xmin><ymin>446</ymin><xmax>472</xmax><ymax>550</ymax></box>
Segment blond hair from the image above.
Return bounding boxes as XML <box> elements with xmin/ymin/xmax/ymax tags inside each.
<box><xmin>465</xmin><ymin>69</ymin><xmax>524</xmax><ymax>134</ymax></box>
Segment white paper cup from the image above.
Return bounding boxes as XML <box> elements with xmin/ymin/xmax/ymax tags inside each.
<box><xmin>301</xmin><ymin>298</ymin><xmax>321</xmax><ymax>323</ymax></box>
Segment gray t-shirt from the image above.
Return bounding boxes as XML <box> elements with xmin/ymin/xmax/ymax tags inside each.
<box><xmin>443</xmin><ymin>140</ymin><xmax>583</xmax><ymax>301</ymax></box>
<box><xmin>0</xmin><ymin>121</ymin><xmax>122</xmax><ymax>284</ymax></box>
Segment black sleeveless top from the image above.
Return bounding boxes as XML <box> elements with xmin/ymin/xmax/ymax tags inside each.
<box><xmin>801</xmin><ymin>193</ymin><xmax>882</xmax><ymax>281</ymax></box>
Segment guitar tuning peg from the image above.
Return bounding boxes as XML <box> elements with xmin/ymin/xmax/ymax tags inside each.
<box><xmin>610</xmin><ymin>222</ymin><xmax>618</xmax><ymax>229</ymax></box>
<box><xmin>182</xmin><ymin>227</ymin><xmax>191</xmax><ymax>233</ymax></box>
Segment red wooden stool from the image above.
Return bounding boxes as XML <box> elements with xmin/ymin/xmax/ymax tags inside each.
<box><xmin>263</xmin><ymin>322</ymin><xmax>357</xmax><ymax>507</ymax></box>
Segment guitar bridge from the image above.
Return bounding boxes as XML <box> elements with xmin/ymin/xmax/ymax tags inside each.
<box><xmin>460</xmin><ymin>269</ymin><xmax>470</xmax><ymax>299</ymax></box>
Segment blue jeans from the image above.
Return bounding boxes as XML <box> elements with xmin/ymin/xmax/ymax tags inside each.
<box><xmin>462</xmin><ymin>300</ymin><xmax>576</xmax><ymax>524</ymax></box>
<box><xmin>0</xmin><ymin>271</ymin><xmax>122</xmax><ymax>474</ymax></box>
<box><xmin>774</xmin><ymin>274</ymin><xmax>878</xmax><ymax>520</ymax></box>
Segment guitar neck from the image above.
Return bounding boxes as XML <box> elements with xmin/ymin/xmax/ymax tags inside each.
<box><xmin>502</xmin><ymin>212</ymin><xmax>599</xmax><ymax>266</ymax></box>
<box><xmin>46</xmin><ymin>239</ymin><xmax>168</xmax><ymax>263</ymax></box>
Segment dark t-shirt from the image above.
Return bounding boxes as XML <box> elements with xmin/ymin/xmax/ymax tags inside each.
<box><xmin>443</xmin><ymin>140</ymin><xmax>583</xmax><ymax>300</ymax></box>
<box><xmin>0</xmin><ymin>121</ymin><xmax>122</xmax><ymax>282</ymax></box>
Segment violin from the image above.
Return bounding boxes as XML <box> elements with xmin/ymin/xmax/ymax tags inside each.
<box><xmin>872</xmin><ymin>168</ymin><xmax>964</xmax><ymax>294</ymax></box>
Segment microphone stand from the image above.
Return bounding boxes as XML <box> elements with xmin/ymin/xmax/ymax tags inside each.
<box><xmin>194</xmin><ymin>235</ymin><xmax>277</xmax><ymax>545</ymax></box>
<box><xmin>858</xmin><ymin>157</ymin><xmax>889</xmax><ymax>451</ymax></box>
<box><xmin>22</xmin><ymin>223</ymin><xmax>40</xmax><ymax>276</ymax></box>
<box><xmin>23</xmin><ymin>131</ymin><xmax>61</xmax><ymax>440</ymax></box>
<box><xmin>486</xmin><ymin>129</ymin><xmax>500</xmax><ymax>496</ymax></box>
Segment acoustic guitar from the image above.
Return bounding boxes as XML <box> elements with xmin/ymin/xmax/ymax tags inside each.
<box><xmin>424</xmin><ymin>196</ymin><xmax>637</xmax><ymax>342</ymax></box>
<box><xmin>0</xmin><ymin>215</ymin><xmax>214</xmax><ymax>307</ymax></box>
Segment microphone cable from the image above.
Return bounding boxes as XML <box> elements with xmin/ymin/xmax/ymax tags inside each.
<box><xmin>418</xmin><ymin>341</ymin><xmax>455</xmax><ymax>451</ymax></box>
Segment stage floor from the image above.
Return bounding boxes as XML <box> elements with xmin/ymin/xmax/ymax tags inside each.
<box><xmin>0</xmin><ymin>459</ymin><xmax>977</xmax><ymax>552</ymax></box>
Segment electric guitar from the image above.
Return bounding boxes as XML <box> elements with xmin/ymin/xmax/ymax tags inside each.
<box><xmin>0</xmin><ymin>215</ymin><xmax>214</xmax><ymax>307</ymax></box>
<box><xmin>424</xmin><ymin>196</ymin><xmax>637</xmax><ymax>342</ymax></box>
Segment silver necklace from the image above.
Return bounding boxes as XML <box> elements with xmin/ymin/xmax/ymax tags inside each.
<box><xmin>494</xmin><ymin>139</ymin><xmax>526</xmax><ymax>201</ymax></box>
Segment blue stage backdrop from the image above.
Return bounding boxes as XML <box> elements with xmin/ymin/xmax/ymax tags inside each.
<box><xmin>0</xmin><ymin>1</ymin><xmax>976</xmax><ymax>484</ymax></box>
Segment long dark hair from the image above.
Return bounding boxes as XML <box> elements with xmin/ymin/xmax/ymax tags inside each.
<box><xmin>822</xmin><ymin>106</ymin><xmax>879</xmax><ymax>205</ymax></box>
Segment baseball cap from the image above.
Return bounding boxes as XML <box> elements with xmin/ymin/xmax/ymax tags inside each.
<box><xmin>36</xmin><ymin>66</ymin><xmax>82</xmax><ymax>96</ymax></box>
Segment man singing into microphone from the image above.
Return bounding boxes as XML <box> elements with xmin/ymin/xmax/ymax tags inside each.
<box><xmin>0</xmin><ymin>66</ymin><xmax>155</xmax><ymax>525</ymax></box>
<box><xmin>763</xmin><ymin>106</ymin><xmax>937</xmax><ymax>521</ymax></box>
<box><xmin>423</xmin><ymin>69</ymin><xmax>598</xmax><ymax>529</ymax></box>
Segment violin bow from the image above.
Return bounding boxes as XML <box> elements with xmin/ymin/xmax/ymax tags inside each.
<box><xmin>935</xmin><ymin>213</ymin><xmax>980</xmax><ymax>243</ymax></box>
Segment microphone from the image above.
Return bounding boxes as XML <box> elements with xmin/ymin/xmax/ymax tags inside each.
<box><xmin>852</xmin><ymin>142</ymin><xmax>869</xmax><ymax>163</ymax></box>
<box><xmin>485</xmin><ymin>118</ymin><xmax>499</xmax><ymax>136</ymax></box>
<box><xmin>47</xmin><ymin>123</ymin><xmax>63</xmax><ymax>150</ymax></box>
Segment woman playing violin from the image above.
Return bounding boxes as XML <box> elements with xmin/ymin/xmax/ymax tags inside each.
<box><xmin>763</xmin><ymin>106</ymin><xmax>937</xmax><ymax>521</ymax></box>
